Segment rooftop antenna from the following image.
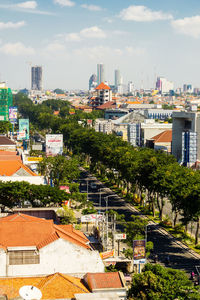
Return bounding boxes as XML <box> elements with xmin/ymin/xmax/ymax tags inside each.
<box><xmin>19</xmin><ymin>285</ymin><xmax>42</xmax><ymax>300</ymax></box>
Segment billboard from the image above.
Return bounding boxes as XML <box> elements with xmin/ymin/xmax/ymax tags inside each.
<box><xmin>19</xmin><ymin>119</ymin><xmax>29</xmax><ymax>140</ymax></box>
<box><xmin>81</xmin><ymin>214</ymin><xmax>104</xmax><ymax>223</ymax></box>
<box><xmin>114</xmin><ymin>233</ymin><xmax>127</xmax><ymax>240</ymax></box>
<box><xmin>46</xmin><ymin>134</ymin><xmax>63</xmax><ymax>156</ymax></box>
<box><xmin>9</xmin><ymin>106</ymin><xmax>18</xmax><ymax>124</ymax></box>
<box><xmin>133</xmin><ymin>240</ymin><xmax>146</xmax><ymax>264</ymax></box>
<box><xmin>100</xmin><ymin>250</ymin><xmax>115</xmax><ymax>260</ymax></box>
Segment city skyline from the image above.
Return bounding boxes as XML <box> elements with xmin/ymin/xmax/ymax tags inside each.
<box><xmin>1</xmin><ymin>0</ymin><xmax>200</xmax><ymax>90</ymax></box>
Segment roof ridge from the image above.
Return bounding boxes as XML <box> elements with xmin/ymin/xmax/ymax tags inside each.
<box><xmin>54</xmin><ymin>225</ymin><xmax>89</xmax><ymax>247</ymax></box>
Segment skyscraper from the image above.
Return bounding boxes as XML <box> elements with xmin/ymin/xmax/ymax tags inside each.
<box><xmin>114</xmin><ymin>69</ymin><xmax>121</xmax><ymax>87</ymax></box>
<box><xmin>97</xmin><ymin>64</ymin><xmax>105</xmax><ymax>85</ymax></box>
<box><xmin>89</xmin><ymin>74</ymin><xmax>97</xmax><ymax>90</ymax></box>
<box><xmin>31</xmin><ymin>66</ymin><xmax>42</xmax><ymax>90</ymax></box>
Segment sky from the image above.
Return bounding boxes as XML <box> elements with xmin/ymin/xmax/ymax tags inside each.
<box><xmin>1</xmin><ymin>0</ymin><xmax>200</xmax><ymax>90</ymax></box>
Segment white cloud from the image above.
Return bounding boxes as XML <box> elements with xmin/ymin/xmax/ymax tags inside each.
<box><xmin>74</xmin><ymin>45</ymin><xmax>145</xmax><ymax>60</ymax></box>
<box><xmin>65</xmin><ymin>33</ymin><xmax>81</xmax><ymax>41</ymax></box>
<box><xmin>45</xmin><ymin>42</ymin><xmax>66</xmax><ymax>52</ymax></box>
<box><xmin>171</xmin><ymin>16</ymin><xmax>200</xmax><ymax>38</ymax></box>
<box><xmin>119</xmin><ymin>5</ymin><xmax>172</xmax><ymax>22</ymax></box>
<box><xmin>80</xmin><ymin>26</ymin><xmax>106</xmax><ymax>38</ymax></box>
<box><xmin>0</xmin><ymin>42</ymin><xmax>35</xmax><ymax>56</ymax></box>
<box><xmin>65</xmin><ymin>26</ymin><xmax>106</xmax><ymax>41</ymax></box>
<box><xmin>16</xmin><ymin>1</ymin><xmax>37</xmax><ymax>9</ymax></box>
<box><xmin>0</xmin><ymin>21</ymin><xmax>25</xmax><ymax>30</ymax></box>
<box><xmin>0</xmin><ymin>3</ymin><xmax>54</xmax><ymax>15</ymax></box>
<box><xmin>81</xmin><ymin>4</ymin><xmax>102</xmax><ymax>11</ymax></box>
<box><xmin>54</xmin><ymin>0</ymin><xmax>75</xmax><ymax>7</ymax></box>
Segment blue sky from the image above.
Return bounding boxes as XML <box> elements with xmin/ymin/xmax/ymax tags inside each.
<box><xmin>1</xmin><ymin>0</ymin><xmax>200</xmax><ymax>90</ymax></box>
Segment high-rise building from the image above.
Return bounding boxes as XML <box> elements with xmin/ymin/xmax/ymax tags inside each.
<box><xmin>156</xmin><ymin>77</ymin><xmax>173</xmax><ymax>94</ymax></box>
<box><xmin>0</xmin><ymin>82</ymin><xmax>13</xmax><ymax>121</ymax></box>
<box><xmin>97</xmin><ymin>64</ymin><xmax>105</xmax><ymax>85</ymax></box>
<box><xmin>128</xmin><ymin>81</ymin><xmax>134</xmax><ymax>94</ymax></box>
<box><xmin>31</xmin><ymin>66</ymin><xmax>42</xmax><ymax>91</ymax></box>
<box><xmin>114</xmin><ymin>69</ymin><xmax>121</xmax><ymax>87</ymax></box>
<box><xmin>89</xmin><ymin>74</ymin><xmax>97</xmax><ymax>90</ymax></box>
<box><xmin>172</xmin><ymin>111</ymin><xmax>199</xmax><ymax>166</ymax></box>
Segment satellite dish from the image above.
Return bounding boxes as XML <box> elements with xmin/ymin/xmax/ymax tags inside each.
<box><xmin>19</xmin><ymin>285</ymin><xmax>42</xmax><ymax>300</ymax></box>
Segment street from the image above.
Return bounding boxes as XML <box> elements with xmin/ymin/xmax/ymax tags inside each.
<box><xmin>79</xmin><ymin>170</ymin><xmax>200</xmax><ymax>275</ymax></box>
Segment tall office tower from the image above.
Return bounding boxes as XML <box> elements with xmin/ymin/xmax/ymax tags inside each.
<box><xmin>89</xmin><ymin>74</ymin><xmax>97</xmax><ymax>90</ymax></box>
<box><xmin>114</xmin><ymin>69</ymin><xmax>121</xmax><ymax>87</ymax></box>
<box><xmin>0</xmin><ymin>82</ymin><xmax>13</xmax><ymax>121</ymax></box>
<box><xmin>156</xmin><ymin>77</ymin><xmax>173</xmax><ymax>94</ymax></box>
<box><xmin>97</xmin><ymin>64</ymin><xmax>105</xmax><ymax>85</ymax></box>
<box><xmin>128</xmin><ymin>81</ymin><xmax>134</xmax><ymax>93</ymax></box>
<box><xmin>31</xmin><ymin>66</ymin><xmax>42</xmax><ymax>90</ymax></box>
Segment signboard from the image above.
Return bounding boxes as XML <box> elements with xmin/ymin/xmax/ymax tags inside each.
<box><xmin>19</xmin><ymin>119</ymin><xmax>29</xmax><ymax>140</ymax></box>
<box><xmin>100</xmin><ymin>250</ymin><xmax>115</xmax><ymax>260</ymax></box>
<box><xmin>32</xmin><ymin>144</ymin><xmax>43</xmax><ymax>151</ymax></box>
<box><xmin>27</xmin><ymin>157</ymin><xmax>43</xmax><ymax>162</ymax></box>
<box><xmin>114</xmin><ymin>233</ymin><xmax>127</xmax><ymax>240</ymax></box>
<box><xmin>9</xmin><ymin>106</ymin><xmax>18</xmax><ymax>124</ymax></box>
<box><xmin>46</xmin><ymin>134</ymin><xmax>63</xmax><ymax>156</ymax></box>
<box><xmin>133</xmin><ymin>240</ymin><xmax>146</xmax><ymax>264</ymax></box>
<box><xmin>81</xmin><ymin>214</ymin><xmax>104</xmax><ymax>223</ymax></box>
<box><xmin>59</xmin><ymin>185</ymin><xmax>70</xmax><ymax>194</ymax></box>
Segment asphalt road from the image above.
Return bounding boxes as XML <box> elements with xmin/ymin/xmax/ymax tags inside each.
<box><xmin>79</xmin><ymin>170</ymin><xmax>200</xmax><ymax>275</ymax></box>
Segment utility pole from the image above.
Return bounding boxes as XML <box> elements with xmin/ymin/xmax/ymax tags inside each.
<box><xmin>86</xmin><ymin>179</ymin><xmax>88</xmax><ymax>201</ymax></box>
<box><xmin>105</xmin><ymin>195</ymin><xmax>112</xmax><ymax>251</ymax></box>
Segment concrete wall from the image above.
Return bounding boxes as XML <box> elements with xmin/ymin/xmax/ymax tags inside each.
<box><xmin>0</xmin><ymin>238</ymin><xmax>104</xmax><ymax>277</ymax></box>
<box><xmin>172</xmin><ymin>111</ymin><xmax>196</xmax><ymax>161</ymax></box>
<box><xmin>0</xmin><ymin>176</ymin><xmax>45</xmax><ymax>185</ymax></box>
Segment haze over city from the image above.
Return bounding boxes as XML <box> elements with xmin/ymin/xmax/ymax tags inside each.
<box><xmin>1</xmin><ymin>0</ymin><xmax>200</xmax><ymax>89</ymax></box>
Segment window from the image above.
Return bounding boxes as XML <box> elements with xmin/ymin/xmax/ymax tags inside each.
<box><xmin>8</xmin><ymin>250</ymin><xmax>40</xmax><ymax>265</ymax></box>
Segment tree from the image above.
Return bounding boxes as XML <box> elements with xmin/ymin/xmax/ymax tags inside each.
<box><xmin>129</xmin><ymin>263</ymin><xmax>200</xmax><ymax>300</ymax></box>
<box><xmin>0</xmin><ymin>121</ymin><xmax>12</xmax><ymax>133</ymax></box>
<box><xmin>56</xmin><ymin>206</ymin><xmax>77</xmax><ymax>224</ymax></box>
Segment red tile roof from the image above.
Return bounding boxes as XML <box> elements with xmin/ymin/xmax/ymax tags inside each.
<box><xmin>96</xmin><ymin>101</ymin><xmax>116</xmax><ymax>110</ymax></box>
<box><xmin>0</xmin><ymin>273</ymin><xmax>89</xmax><ymax>299</ymax></box>
<box><xmin>151</xmin><ymin>130</ymin><xmax>172</xmax><ymax>143</ymax></box>
<box><xmin>0</xmin><ymin>136</ymin><xmax>16</xmax><ymax>145</ymax></box>
<box><xmin>96</xmin><ymin>82</ymin><xmax>111</xmax><ymax>90</ymax></box>
<box><xmin>0</xmin><ymin>151</ymin><xmax>22</xmax><ymax>161</ymax></box>
<box><xmin>84</xmin><ymin>272</ymin><xmax>123</xmax><ymax>290</ymax></box>
<box><xmin>0</xmin><ymin>160</ymin><xmax>36</xmax><ymax>176</ymax></box>
<box><xmin>0</xmin><ymin>213</ymin><xmax>90</xmax><ymax>250</ymax></box>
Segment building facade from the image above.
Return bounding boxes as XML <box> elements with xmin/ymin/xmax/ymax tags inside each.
<box><xmin>97</xmin><ymin>64</ymin><xmax>105</xmax><ymax>85</ymax></box>
<box><xmin>31</xmin><ymin>66</ymin><xmax>42</xmax><ymax>91</ymax></box>
<box><xmin>0</xmin><ymin>82</ymin><xmax>13</xmax><ymax>121</ymax></box>
<box><xmin>172</xmin><ymin>111</ymin><xmax>200</xmax><ymax>165</ymax></box>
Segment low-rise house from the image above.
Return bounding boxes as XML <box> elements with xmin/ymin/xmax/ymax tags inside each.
<box><xmin>82</xmin><ymin>272</ymin><xmax>127</xmax><ymax>300</ymax></box>
<box><xmin>0</xmin><ymin>213</ymin><xmax>104</xmax><ymax>277</ymax></box>
<box><xmin>147</xmin><ymin>130</ymin><xmax>172</xmax><ymax>153</ymax></box>
<box><xmin>0</xmin><ymin>272</ymin><xmax>89</xmax><ymax>299</ymax></box>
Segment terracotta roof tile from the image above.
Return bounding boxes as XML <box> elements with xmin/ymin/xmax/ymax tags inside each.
<box><xmin>84</xmin><ymin>272</ymin><xmax>123</xmax><ymax>290</ymax></box>
<box><xmin>0</xmin><ymin>136</ymin><xmax>16</xmax><ymax>146</ymax></box>
<box><xmin>0</xmin><ymin>160</ymin><xmax>36</xmax><ymax>176</ymax></box>
<box><xmin>0</xmin><ymin>273</ymin><xmax>89</xmax><ymax>299</ymax></box>
<box><xmin>0</xmin><ymin>213</ymin><xmax>90</xmax><ymax>250</ymax></box>
<box><xmin>96</xmin><ymin>101</ymin><xmax>115</xmax><ymax>110</ymax></box>
<box><xmin>151</xmin><ymin>130</ymin><xmax>172</xmax><ymax>143</ymax></box>
<box><xmin>95</xmin><ymin>82</ymin><xmax>111</xmax><ymax>90</ymax></box>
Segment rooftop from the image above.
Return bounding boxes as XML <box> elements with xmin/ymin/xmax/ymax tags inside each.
<box><xmin>0</xmin><ymin>213</ymin><xmax>90</xmax><ymax>250</ymax></box>
<box><xmin>0</xmin><ymin>272</ymin><xmax>89</xmax><ymax>299</ymax></box>
<box><xmin>96</xmin><ymin>82</ymin><xmax>111</xmax><ymax>90</ymax></box>
<box><xmin>0</xmin><ymin>160</ymin><xmax>36</xmax><ymax>176</ymax></box>
<box><xmin>84</xmin><ymin>272</ymin><xmax>124</xmax><ymax>290</ymax></box>
<box><xmin>151</xmin><ymin>130</ymin><xmax>172</xmax><ymax>143</ymax></box>
<box><xmin>0</xmin><ymin>136</ymin><xmax>16</xmax><ymax>146</ymax></box>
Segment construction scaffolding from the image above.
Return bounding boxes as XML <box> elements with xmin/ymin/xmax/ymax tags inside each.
<box><xmin>0</xmin><ymin>86</ymin><xmax>13</xmax><ymax>121</ymax></box>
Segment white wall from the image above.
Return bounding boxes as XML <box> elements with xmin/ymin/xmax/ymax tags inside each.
<box><xmin>0</xmin><ymin>238</ymin><xmax>104</xmax><ymax>277</ymax></box>
<box><xmin>0</xmin><ymin>176</ymin><xmax>45</xmax><ymax>185</ymax></box>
